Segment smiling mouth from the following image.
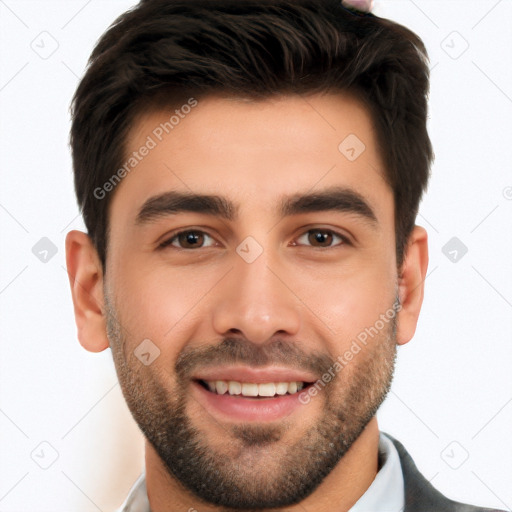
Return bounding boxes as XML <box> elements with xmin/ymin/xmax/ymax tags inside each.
<box><xmin>197</xmin><ymin>379</ymin><xmax>313</xmax><ymax>398</ymax></box>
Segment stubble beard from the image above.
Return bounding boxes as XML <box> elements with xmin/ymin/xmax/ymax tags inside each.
<box><xmin>105</xmin><ymin>295</ymin><xmax>398</xmax><ymax>510</ymax></box>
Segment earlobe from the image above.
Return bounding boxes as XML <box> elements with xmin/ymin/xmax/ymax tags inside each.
<box><xmin>396</xmin><ymin>226</ymin><xmax>429</xmax><ymax>346</ymax></box>
<box><xmin>65</xmin><ymin>230</ymin><xmax>109</xmax><ymax>352</ymax></box>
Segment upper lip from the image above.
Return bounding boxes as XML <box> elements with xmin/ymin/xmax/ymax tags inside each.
<box><xmin>193</xmin><ymin>366</ymin><xmax>317</xmax><ymax>384</ymax></box>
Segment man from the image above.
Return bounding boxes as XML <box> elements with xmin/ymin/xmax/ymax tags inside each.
<box><xmin>64</xmin><ymin>0</ymin><xmax>504</xmax><ymax>510</ymax></box>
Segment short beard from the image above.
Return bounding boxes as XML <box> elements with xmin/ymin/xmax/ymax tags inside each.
<box><xmin>105</xmin><ymin>295</ymin><xmax>398</xmax><ymax>510</ymax></box>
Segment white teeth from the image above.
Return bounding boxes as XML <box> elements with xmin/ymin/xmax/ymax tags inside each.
<box><xmin>204</xmin><ymin>380</ymin><xmax>306</xmax><ymax>397</ymax></box>
<box><xmin>275</xmin><ymin>382</ymin><xmax>289</xmax><ymax>395</ymax></box>
<box><xmin>215</xmin><ymin>380</ymin><xmax>228</xmax><ymax>394</ymax></box>
<box><xmin>258</xmin><ymin>383</ymin><xmax>276</xmax><ymax>397</ymax></box>
<box><xmin>228</xmin><ymin>381</ymin><xmax>241</xmax><ymax>395</ymax></box>
<box><xmin>241</xmin><ymin>382</ymin><xmax>259</xmax><ymax>396</ymax></box>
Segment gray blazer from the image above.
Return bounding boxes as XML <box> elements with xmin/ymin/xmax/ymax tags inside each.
<box><xmin>388</xmin><ymin>435</ymin><xmax>505</xmax><ymax>512</ymax></box>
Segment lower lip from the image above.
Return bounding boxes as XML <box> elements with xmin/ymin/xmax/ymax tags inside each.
<box><xmin>192</xmin><ymin>381</ymin><xmax>308</xmax><ymax>422</ymax></box>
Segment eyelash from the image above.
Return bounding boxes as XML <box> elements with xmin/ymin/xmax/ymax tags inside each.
<box><xmin>158</xmin><ymin>228</ymin><xmax>351</xmax><ymax>250</ymax></box>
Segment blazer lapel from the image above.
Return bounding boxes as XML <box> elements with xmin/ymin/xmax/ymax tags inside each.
<box><xmin>385</xmin><ymin>433</ymin><xmax>461</xmax><ymax>511</ymax></box>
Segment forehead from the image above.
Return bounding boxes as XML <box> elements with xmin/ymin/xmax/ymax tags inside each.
<box><xmin>110</xmin><ymin>93</ymin><xmax>392</xmax><ymax>224</ymax></box>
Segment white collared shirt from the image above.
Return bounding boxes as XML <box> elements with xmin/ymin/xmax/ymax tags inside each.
<box><xmin>349</xmin><ymin>432</ymin><xmax>405</xmax><ymax>512</ymax></box>
<box><xmin>117</xmin><ymin>432</ymin><xmax>405</xmax><ymax>512</ymax></box>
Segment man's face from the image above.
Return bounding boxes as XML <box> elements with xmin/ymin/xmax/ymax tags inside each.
<box><xmin>104</xmin><ymin>93</ymin><xmax>399</xmax><ymax>508</ymax></box>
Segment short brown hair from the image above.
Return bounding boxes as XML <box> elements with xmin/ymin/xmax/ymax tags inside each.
<box><xmin>70</xmin><ymin>0</ymin><xmax>433</xmax><ymax>270</ymax></box>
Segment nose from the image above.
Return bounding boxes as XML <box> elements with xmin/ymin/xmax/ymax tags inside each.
<box><xmin>211</xmin><ymin>250</ymin><xmax>301</xmax><ymax>345</ymax></box>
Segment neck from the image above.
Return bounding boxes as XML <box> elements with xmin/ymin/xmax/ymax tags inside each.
<box><xmin>145</xmin><ymin>417</ymin><xmax>380</xmax><ymax>512</ymax></box>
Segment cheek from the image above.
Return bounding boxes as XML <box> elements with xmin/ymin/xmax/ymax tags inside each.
<box><xmin>109</xmin><ymin>258</ymin><xmax>223</xmax><ymax>349</ymax></box>
<box><xmin>291</xmin><ymin>261</ymin><xmax>396</xmax><ymax>343</ymax></box>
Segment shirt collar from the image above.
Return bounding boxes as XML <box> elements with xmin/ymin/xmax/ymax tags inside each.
<box><xmin>349</xmin><ymin>432</ymin><xmax>405</xmax><ymax>512</ymax></box>
<box><xmin>117</xmin><ymin>472</ymin><xmax>150</xmax><ymax>512</ymax></box>
<box><xmin>118</xmin><ymin>431</ymin><xmax>404</xmax><ymax>512</ymax></box>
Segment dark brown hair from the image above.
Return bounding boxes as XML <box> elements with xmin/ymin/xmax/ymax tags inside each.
<box><xmin>70</xmin><ymin>0</ymin><xmax>433</xmax><ymax>270</ymax></box>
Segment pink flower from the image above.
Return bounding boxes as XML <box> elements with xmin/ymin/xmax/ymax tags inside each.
<box><xmin>341</xmin><ymin>0</ymin><xmax>373</xmax><ymax>13</ymax></box>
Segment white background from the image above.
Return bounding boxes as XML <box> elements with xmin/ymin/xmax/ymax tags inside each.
<box><xmin>0</xmin><ymin>1</ymin><xmax>511</xmax><ymax>511</ymax></box>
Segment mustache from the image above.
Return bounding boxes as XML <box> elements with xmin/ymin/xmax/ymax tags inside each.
<box><xmin>175</xmin><ymin>337</ymin><xmax>335</xmax><ymax>380</ymax></box>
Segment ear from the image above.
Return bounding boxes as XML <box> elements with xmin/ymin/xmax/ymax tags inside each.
<box><xmin>396</xmin><ymin>226</ymin><xmax>429</xmax><ymax>346</ymax></box>
<box><xmin>65</xmin><ymin>230</ymin><xmax>109</xmax><ymax>352</ymax></box>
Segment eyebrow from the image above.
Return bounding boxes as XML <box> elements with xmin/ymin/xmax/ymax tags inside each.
<box><xmin>135</xmin><ymin>186</ymin><xmax>378</xmax><ymax>227</ymax></box>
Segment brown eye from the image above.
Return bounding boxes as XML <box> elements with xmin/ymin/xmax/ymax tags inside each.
<box><xmin>308</xmin><ymin>230</ymin><xmax>333</xmax><ymax>247</ymax></box>
<box><xmin>160</xmin><ymin>230</ymin><xmax>216</xmax><ymax>249</ymax></box>
<box><xmin>178</xmin><ymin>231</ymin><xmax>204</xmax><ymax>248</ymax></box>
<box><xmin>295</xmin><ymin>229</ymin><xmax>346</xmax><ymax>248</ymax></box>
